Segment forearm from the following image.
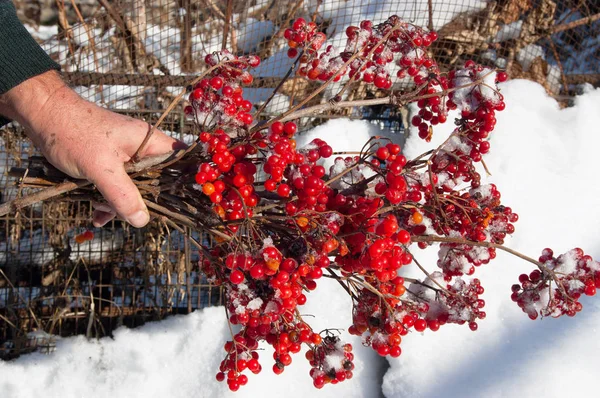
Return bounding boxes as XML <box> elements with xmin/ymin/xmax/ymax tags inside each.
<box><xmin>0</xmin><ymin>71</ymin><xmax>73</xmax><ymax>139</ymax></box>
<box><xmin>0</xmin><ymin>0</ymin><xmax>61</xmax><ymax>127</ymax></box>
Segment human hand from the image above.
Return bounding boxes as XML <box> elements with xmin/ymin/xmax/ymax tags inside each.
<box><xmin>0</xmin><ymin>71</ymin><xmax>183</xmax><ymax>227</ymax></box>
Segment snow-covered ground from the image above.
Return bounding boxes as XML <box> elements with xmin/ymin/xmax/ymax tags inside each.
<box><xmin>385</xmin><ymin>79</ymin><xmax>600</xmax><ymax>397</ymax></box>
<box><xmin>2</xmin><ymin>79</ymin><xmax>600</xmax><ymax>398</ymax></box>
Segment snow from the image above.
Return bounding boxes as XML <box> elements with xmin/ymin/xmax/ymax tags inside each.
<box><xmin>0</xmin><ymin>279</ymin><xmax>385</xmax><ymax>398</ymax></box>
<box><xmin>307</xmin><ymin>0</ymin><xmax>487</xmax><ymax>35</ymax></box>
<box><xmin>551</xmin><ymin>10</ymin><xmax>600</xmax><ymax>75</ymax></box>
<box><xmin>494</xmin><ymin>21</ymin><xmax>523</xmax><ymax>42</ymax></box>
<box><xmin>25</xmin><ymin>24</ymin><xmax>57</xmax><ymax>41</ymax></box>
<box><xmin>517</xmin><ymin>44</ymin><xmax>545</xmax><ymax>72</ymax></box>
<box><xmin>257</xmin><ymin>93</ymin><xmax>290</xmax><ymax>115</ymax></box>
<box><xmin>255</xmin><ymin>0</ymin><xmax>488</xmax><ymax>79</ymax></box>
<box><xmin>384</xmin><ymin>80</ymin><xmax>600</xmax><ymax>397</ymax></box>
<box><xmin>0</xmin><ymin>228</ymin><xmax>124</xmax><ymax>267</ymax></box>
<box><xmin>295</xmin><ymin>118</ymin><xmax>402</xmax><ymax>170</ymax></box>
<box><xmin>236</xmin><ymin>19</ymin><xmax>276</xmax><ymax>54</ymax></box>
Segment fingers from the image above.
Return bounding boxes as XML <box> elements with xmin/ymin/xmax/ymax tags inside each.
<box><xmin>92</xmin><ymin>202</ymin><xmax>116</xmax><ymax>227</ymax></box>
<box><xmin>88</xmin><ymin>166</ymin><xmax>150</xmax><ymax>228</ymax></box>
<box><xmin>129</xmin><ymin>127</ymin><xmax>187</xmax><ymax>158</ymax></box>
<box><xmin>92</xmin><ymin>209</ymin><xmax>116</xmax><ymax>228</ymax></box>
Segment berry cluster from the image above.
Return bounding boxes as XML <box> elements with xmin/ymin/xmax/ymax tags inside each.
<box><xmin>290</xmin><ymin>16</ymin><xmax>440</xmax><ymax>90</ymax></box>
<box><xmin>170</xmin><ymin>14</ymin><xmax>599</xmax><ymax>392</ymax></box>
<box><xmin>308</xmin><ymin>335</ymin><xmax>355</xmax><ymax>388</ymax></box>
<box><xmin>284</xmin><ymin>17</ymin><xmax>327</xmax><ymax>59</ymax></box>
<box><xmin>410</xmin><ymin>273</ymin><xmax>486</xmax><ymax>331</ymax></box>
<box><xmin>512</xmin><ymin>248</ymin><xmax>600</xmax><ymax>319</ymax></box>
<box><xmin>185</xmin><ymin>50</ymin><xmax>260</xmax><ymax>129</ymax></box>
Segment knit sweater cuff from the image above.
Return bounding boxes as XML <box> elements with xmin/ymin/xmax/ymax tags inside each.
<box><xmin>0</xmin><ymin>0</ymin><xmax>61</xmax><ymax>126</ymax></box>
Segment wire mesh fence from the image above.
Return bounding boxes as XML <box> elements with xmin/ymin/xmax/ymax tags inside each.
<box><xmin>1</xmin><ymin>0</ymin><xmax>599</xmax><ymax>357</ymax></box>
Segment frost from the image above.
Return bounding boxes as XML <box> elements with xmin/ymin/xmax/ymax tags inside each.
<box><xmin>246</xmin><ymin>298</ymin><xmax>264</xmax><ymax>311</ymax></box>
<box><xmin>443</xmin><ymin>134</ymin><xmax>472</xmax><ymax>154</ymax></box>
<box><xmin>262</xmin><ymin>237</ymin><xmax>274</xmax><ymax>249</ymax></box>
<box><xmin>476</xmin><ymin>69</ymin><xmax>499</xmax><ymax>104</ymax></box>
<box><xmin>567</xmin><ymin>279</ymin><xmax>585</xmax><ymax>291</ymax></box>
<box><xmin>553</xmin><ymin>251</ymin><xmax>579</xmax><ymax>275</ymax></box>
<box><xmin>264</xmin><ymin>300</ymin><xmax>279</xmax><ymax>314</ymax></box>
<box><xmin>324</xmin><ymin>352</ymin><xmax>345</xmax><ymax>371</ymax></box>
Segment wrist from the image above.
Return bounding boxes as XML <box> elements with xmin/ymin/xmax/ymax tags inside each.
<box><xmin>0</xmin><ymin>70</ymin><xmax>74</xmax><ymax>137</ymax></box>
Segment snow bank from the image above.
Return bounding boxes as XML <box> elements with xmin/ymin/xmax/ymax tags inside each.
<box><xmin>295</xmin><ymin>118</ymin><xmax>403</xmax><ymax>170</ymax></box>
<box><xmin>0</xmin><ymin>278</ymin><xmax>384</xmax><ymax>398</ymax></box>
<box><xmin>384</xmin><ymin>80</ymin><xmax>600</xmax><ymax>397</ymax></box>
<box><xmin>0</xmin><ymin>307</ymin><xmax>231</xmax><ymax>398</ymax></box>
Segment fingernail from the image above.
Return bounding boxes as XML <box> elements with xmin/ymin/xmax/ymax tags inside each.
<box><xmin>93</xmin><ymin>219</ymin><xmax>107</xmax><ymax>228</ymax></box>
<box><xmin>127</xmin><ymin>210</ymin><xmax>150</xmax><ymax>228</ymax></box>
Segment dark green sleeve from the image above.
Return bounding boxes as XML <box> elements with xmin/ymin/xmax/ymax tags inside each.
<box><xmin>0</xmin><ymin>0</ymin><xmax>61</xmax><ymax>126</ymax></box>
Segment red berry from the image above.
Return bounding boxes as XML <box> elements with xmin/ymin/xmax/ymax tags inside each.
<box><xmin>319</xmin><ymin>145</ymin><xmax>333</xmax><ymax>158</ymax></box>
<box><xmin>414</xmin><ymin>319</ymin><xmax>427</xmax><ymax>332</ymax></box>
<box><xmin>210</xmin><ymin>76</ymin><xmax>224</xmax><ymax>90</ymax></box>
<box><xmin>376</xmin><ymin>147</ymin><xmax>390</xmax><ymax>160</ymax></box>
<box><xmin>230</xmin><ymin>270</ymin><xmax>245</xmax><ymax>284</ymax></box>
<box><xmin>271</xmin><ymin>121</ymin><xmax>284</xmax><ymax>135</ymax></box>
<box><xmin>283</xmin><ymin>122</ymin><xmax>297</xmax><ymax>136</ymax></box>
<box><xmin>277</xmin><ymin>184</ymin><xmax>291</xmax><ymax>197</ymax></box>
<box><xmin>292</xmin><ymin>18</ymin><xmax>306</xmax><ymax>31</ymax></box>
<box><xmin>497</xmin><ymin>71</ymin><xmax>508</xmax><ymax>83</ymax></box>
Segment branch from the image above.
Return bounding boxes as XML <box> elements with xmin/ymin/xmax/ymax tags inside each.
<box><xmin>553</xmin><ymin>12</ymin><xmax>600</xmax><ymax>34</ymax></box>
<box><xmin>0</xmin><ymin>179</ymin><xmax>90</xmax><ymax>216</ymax></box>
<box><xmin>412</xmin><ymin>234</ymin><xmax>572</xmax><ymax>300</ymax></box>
<box><xmin>0</xmin><ymin>151</ymin><xmax>178</xmax><ymax>217</ymax></box>
<box><xmin>130</xmin><ymin>60</ymin><xmax>231</xmax><ymax>162</ymax></box>
<box><xmin>279</xmin><ymin>70</ymin><xmax>496</xmax><ymax>123</ymax></box>
<box><xmin>411</xmin><ymin>235</ymin><xmax>541</xmax><ymax>267</ymax></box>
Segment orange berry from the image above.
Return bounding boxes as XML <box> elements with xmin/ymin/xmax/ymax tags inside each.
<box><xmin>389</xmin><ymin>333</ymin><xmax>402</xmax><ymax>346</ymax></box>
<box><xmin>411</xmin><ymin>211</ymin><xmax>423</xmax><ymax>224</ymax></box>
<box><xmin>202</xmin><ymin>182</ymin><xmax>216</xmax><ymax>195</ymax></box>
<box><xmin>323</xmin><ymin>239</ymin><xmax>339</xmax><ymax>253</ymax></box>
<box><xmin>265</xmin><ymin>258</ymin><xmax>280</xmax><ymax>272</ymax></box>
<box><xmin>339</xmin><ymin>243</ymin><xmax>349</xmax><ymax>256</ymax></box>
<box><xmin>296</xmin><ymin>216</ymin><xmax>309</xmax><ymax>227</ymax></box>
<box><xmin>214</xmin><ymin>205</ymin><xmax>226</xmax><ymax>219</ymax></box>
<box><xmin>395</xmin><ymin>284</ymin><xmax>406</xmax><ymax>296</ymax></box>
<box><xmin>312</xmin><ymin>334</ymin><xmax>322</xmax><ymax>345</ymax></box>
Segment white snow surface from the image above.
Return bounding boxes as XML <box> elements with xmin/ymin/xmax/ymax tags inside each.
<box><xmin>0</xmin><ymin>278</ymin><xmax>384</xmax><ymax>398</ymax></box>
<box><xmin>3</xmin><ymin>79</ymin><xmax>600</xmax><ymax>397</ymax></box>
<box><xmin>386</xmin><ymin>80</ymin><xmax>600</xmax><ymax>397</ymax></box>
<box><xmin>236</xmin><ymin>18</ymin><xmax>276</xmax><ymax>54</ymax></box>
<box><xmin>295</xmin><ymin>118</ymin><xmax>403</xmax><ymax>170</ymax></box>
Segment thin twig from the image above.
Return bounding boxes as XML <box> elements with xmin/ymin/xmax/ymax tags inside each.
<box><xmin>411</xmin><ymin>234</ymin><xmax>571</xmax><ymax>300</ymax></box>
<box><xmin>553</xmin><ymin>12</ymin><xmax>600</xmax><ymax>34</ymax></box>
<box><xmin>131</xmin><ymin>61</ymin><xmax>230</xmax><ymax>162</ymax></box>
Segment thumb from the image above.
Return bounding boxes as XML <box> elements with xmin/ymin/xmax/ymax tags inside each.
<box><xmin>88</xmin><ymin>166</ymin><xmax>150</xmax><ymax>228</ymax></box>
